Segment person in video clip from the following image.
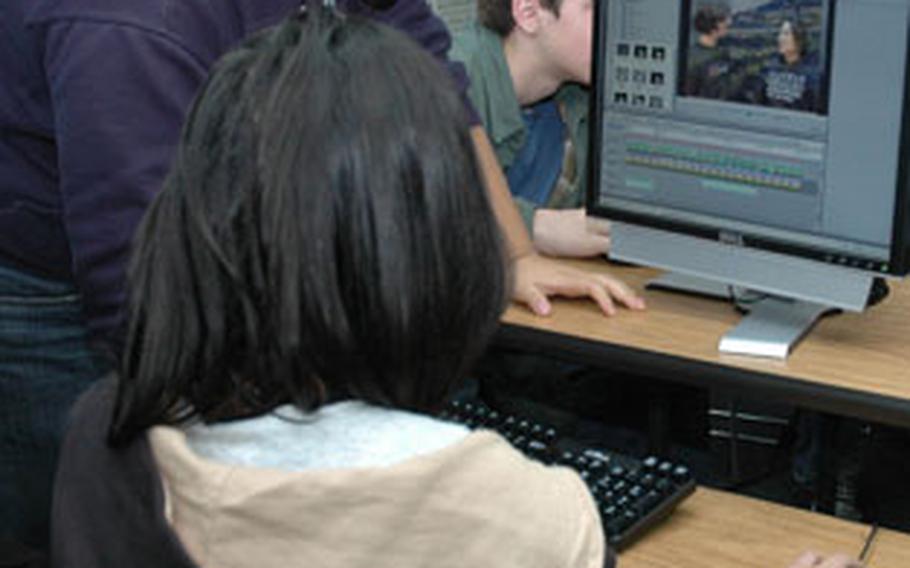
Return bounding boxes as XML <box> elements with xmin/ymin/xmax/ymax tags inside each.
<box><xmin>684</xmin><ymin>2</ymin><xmax>743</xmax><ymax>100</ymax></box>
<box><xmin>754</xmin><ymin>19</ymin><xmax>821</xmax><ymax>112</ymax></box>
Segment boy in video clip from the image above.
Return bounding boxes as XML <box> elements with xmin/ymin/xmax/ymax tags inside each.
<box><xmin>684</xmin><ymin>1</ymin><xmax>744</xmax><ymax>100</ymax></box>
<box><xmin>450</xmin><ymin>0</ymin><xmax>615</xmax><ymax>259</ymax></box>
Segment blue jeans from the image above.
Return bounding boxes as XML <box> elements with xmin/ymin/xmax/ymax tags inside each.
<box><xmin>0</xmin><ymin>264</ymin><xmax>108</xmax><ymax>548</ymax></box>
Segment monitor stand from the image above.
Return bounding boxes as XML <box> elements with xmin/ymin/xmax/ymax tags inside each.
<box><xmin>647</xmin><ymin>272</ymin><xmax>837</xmax><ymax>359</ymax></box>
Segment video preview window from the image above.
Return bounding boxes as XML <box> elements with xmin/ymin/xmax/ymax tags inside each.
<box><xmin>679</xmin><ymin>0</ymin><xmax>830</xmax><ymax>115</ymax></box>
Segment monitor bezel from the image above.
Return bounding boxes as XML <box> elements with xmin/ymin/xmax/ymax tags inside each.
<box><xmin>586</xmin><ymin>0</ymin><xmax>910</xmax><ymax>277</ymax></box>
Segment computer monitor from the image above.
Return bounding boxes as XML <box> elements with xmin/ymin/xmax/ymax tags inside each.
<box><xmin>588</xmin><ymin>0</ymin><xmax>910</xmax><ymax>358</ymax></box>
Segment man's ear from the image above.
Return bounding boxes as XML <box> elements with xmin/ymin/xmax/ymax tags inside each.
<box><xmin>512</xmin><ymin>0</ymin><xmax>544</xmax><ymax>34</ymax></box>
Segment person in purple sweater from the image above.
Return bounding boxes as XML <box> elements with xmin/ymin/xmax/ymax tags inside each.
<box><xmin>0</xmin><ymin>0</ymin><xmax>641</xmax><ymax>552</ymax></box>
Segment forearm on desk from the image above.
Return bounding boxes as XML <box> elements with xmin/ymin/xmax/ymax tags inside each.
<box><xmin>470</xmin><ymin>126</ymin><xmax>534</xmax><ymax>259</ymax></box>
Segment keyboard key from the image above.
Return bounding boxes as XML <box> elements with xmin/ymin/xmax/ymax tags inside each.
<box><xmin>672</xmin><ymin>465</ymin><xmax>690</xmax><ymax>481</ymax></box>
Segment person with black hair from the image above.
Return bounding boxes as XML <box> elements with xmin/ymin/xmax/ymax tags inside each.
<box><xmin>50</xmin><ymin>10</ymin><xmax>613</xmax><ymax>568</ymax></box>
<box><xmin>1</xmin><ymin>0</ymin><xmax>642</xmax><ymax>554</ymax></box>
<box><xmin>0</xmin><ymin>0</ymin><xmax>471</xmax><ymax>552</ymax></box>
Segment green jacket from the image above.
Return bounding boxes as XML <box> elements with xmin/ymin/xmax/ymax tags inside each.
<box><xmin>451</xmin><ymin>24</ymin><xmax>590</xmax><ymax>231</ymax></box>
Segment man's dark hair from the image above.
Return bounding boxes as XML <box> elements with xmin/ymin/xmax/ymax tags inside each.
<box><xmin>478</xmin><ymin>0</ymin><xmax>564</xmax><ymax>37</ymax></box>
<box><xmin>109</xmin><ymin>5</ymin><xmax>509</xmax><ymax>444</ymax></box>
<box><xmin>693</xmin><ymin>2</ymin><xmax>731</xmax><ymax>35</ymax></box>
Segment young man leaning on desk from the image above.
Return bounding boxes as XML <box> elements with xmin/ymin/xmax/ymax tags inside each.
<box><xmin>451</xmin><ymin>0</ymin><xmax>713</xmax><ymax>444</ymax></box>
<box><xmin>450</xmin><ymin>0</ymin><xmax>618</xmax><ymax>261</ymax></box>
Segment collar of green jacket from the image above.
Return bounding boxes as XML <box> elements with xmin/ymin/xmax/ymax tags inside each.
<box><xmin>450</xmin><ymin>24</ymin><xmax>589</xmax><ymax>175</ymax></box>
<box><xmin>450</xmin><ymin>24</ymin><xmax>524</xmax><ymax>165</ymax></box>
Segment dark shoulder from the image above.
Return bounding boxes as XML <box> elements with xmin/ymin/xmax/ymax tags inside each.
<box><xmin>27</xmin><ymin>0</ymin><xmax>179</xmax><ymax>30</ymax></box>
<box><xmin>53</xmin><ymin>374</ymin><xmax>198</xmax><ymax>568</ymax></box>
<box><xmin>25</xmin><ymin>0</ymin><xmax>297</xmax><ymax>65</ymax></box>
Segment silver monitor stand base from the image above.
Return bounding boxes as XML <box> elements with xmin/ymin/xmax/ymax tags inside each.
<box><xmin>647</xmin><ymin>272</ymin><xmax>836</xmax><ymax>359</ymax></box>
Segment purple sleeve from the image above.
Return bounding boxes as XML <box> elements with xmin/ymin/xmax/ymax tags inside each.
<box><xmin>354</xmin><ymin>0</ymin><xmax>481</xmax><ymax>125</ymax></box>
<box><xmin>43</xmin><ymin>21</ymin><xmax>210</xmax><ymax>343</ymax></box>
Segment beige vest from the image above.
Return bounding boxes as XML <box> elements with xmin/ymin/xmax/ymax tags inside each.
<box><xmin>149</xmin><ymin>427</ymin><xmax>605</xmax><ymax>568</ymax></box>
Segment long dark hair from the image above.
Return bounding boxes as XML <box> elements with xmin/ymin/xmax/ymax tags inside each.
<box><xmin>109</xmin><ymin>5</ymin><xmax>509</xmax><ymax>444</ymax></box>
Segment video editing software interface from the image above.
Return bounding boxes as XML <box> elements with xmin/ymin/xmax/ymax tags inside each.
<box><xmin>594</xmin><ymin>0</ymin><xmax>909</xmax><ymax>273</ymax></box>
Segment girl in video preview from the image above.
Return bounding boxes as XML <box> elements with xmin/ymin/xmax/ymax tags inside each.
<box><xmin>756</xmin><ymin>19</ymin><xmax>822</xmax><ymax>112</ymax></box>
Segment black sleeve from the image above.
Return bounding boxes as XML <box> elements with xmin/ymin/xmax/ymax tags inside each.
<box><xmin>50</xmin><ymin>379</ymin><xmax>197</xmax><ymax>568</ymax></box>
<box><xmin>603</xmin><ymin>546</ymin><xmax>618</xmax><ymax>568</ymax></box>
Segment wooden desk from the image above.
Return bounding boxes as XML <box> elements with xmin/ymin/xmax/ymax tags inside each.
<box><xmin>622</xmin><ymin>488</ymin><xmax>910</xmax><ymax>568</ymax></box>
<box><xmin>499</xmin><ymin>259</ymin><xmax>910</xmax><ymax>427</ymax></box>
<box><xmin>864</xmin><ymin>526</ymin><xmax>910</xmax><ymax>567</ymax></box>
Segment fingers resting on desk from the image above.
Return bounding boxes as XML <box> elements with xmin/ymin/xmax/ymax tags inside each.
<box><xmin>511</xmin><ymin>253</ymin><xmax>646</xmax><ymax>317</ymax></box>
<box><xmin>533</xmin><ymin>208</ymin><xmax>611</xmax><ymax>258</ymax></box>
<box><xmin>788</xmin><ymin>551</ymin><xmax>864</xmax><ymax>568</ymax></box>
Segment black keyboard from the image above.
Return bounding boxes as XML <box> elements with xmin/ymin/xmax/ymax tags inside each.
<box><xmin>441</xmin><ymin>399</ymin><xmax>696</xmax><ymax>551</ymax></box>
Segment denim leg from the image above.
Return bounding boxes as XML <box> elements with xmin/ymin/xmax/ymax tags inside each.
<box><xmin>0</xmin><ymin>265</ymin><xmax>108</xmax><ymax>548</ymax></box>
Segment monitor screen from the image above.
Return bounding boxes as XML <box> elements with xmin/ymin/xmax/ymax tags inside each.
<box><xmin>589</xmin><ymin>0</ymin><xmax>910</xmax><ymax>277</ymax></box>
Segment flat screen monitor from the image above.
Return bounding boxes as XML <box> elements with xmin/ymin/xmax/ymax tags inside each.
<box><xmin>588</xmin><ymin>0</ymin><xmax>910</xmax><ymax>357</ymax></box>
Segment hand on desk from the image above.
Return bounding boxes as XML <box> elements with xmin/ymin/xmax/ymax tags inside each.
<box><xmin>788</xmin><ymin>551</ymin><xmax>863</xmax><ymax>568</ymax></box>
<box><xmin>533</xmin><ymin>208</ymin><xmax>611</xmax><ymax>258</ymax></box>
<box><xmin>511</xmin><ymin>252</ymin><xmax>646</xmax><ymax>316</ymax></box>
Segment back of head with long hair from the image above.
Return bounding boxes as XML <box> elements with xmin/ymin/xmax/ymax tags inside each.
<box><xmin>109</xmin><ymin>4</ymin><xmax>509</xmax><ymax>445</ymax></box>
